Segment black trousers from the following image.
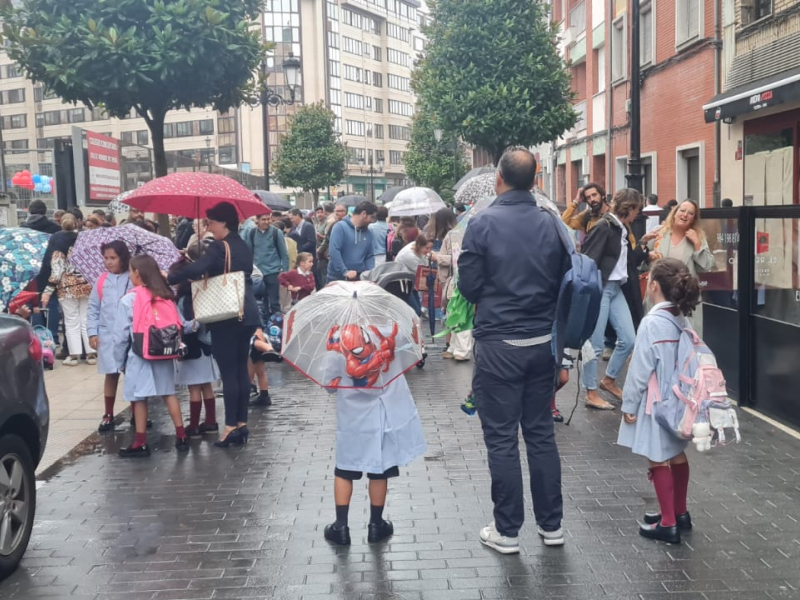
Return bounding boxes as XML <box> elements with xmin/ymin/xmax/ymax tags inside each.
<box><xmin>211</xmin><ymin>325</ymin><xmax>256</xmax><ymax>427</ymax></box>
<box><xmin>472</xmin><ymin>339</ymin><xmax>563</xmax><ymax>536</ymax></box>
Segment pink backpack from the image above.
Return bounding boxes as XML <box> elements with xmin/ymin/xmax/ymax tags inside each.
<box><xmin>131</xmin><ymin>287</ymin><xmax>183</xmax><ymax>360</ymax></box>
<box><xmin>96</xmin><ymin>272</ymin><xmax>108</xmax><ymax>302</ymax></box>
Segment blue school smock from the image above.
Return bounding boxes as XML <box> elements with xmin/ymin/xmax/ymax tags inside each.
<box><xmin>174</xmin><ymin>297</ymin><xmax>219</xmax><ymax>386</ymax></box>
<box><xmin>111</xmin><ymin>292</ymin><xmax>176</xmax><ymax>402</ymax></box>
<box><xmin>617</xmin><ymin>302</ymin><xmax>691</xmax><ymax>463</ymax></box>
<box><xmin>86</xmin><ymin>272</ymin><xmax>131</xmax><ymax>375</ymax></box>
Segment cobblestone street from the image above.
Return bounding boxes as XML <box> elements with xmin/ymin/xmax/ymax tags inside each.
<box><xmin>2</xmin><ymin>346</ymin><xmax>799</xmax><ymax>600</ymax></box>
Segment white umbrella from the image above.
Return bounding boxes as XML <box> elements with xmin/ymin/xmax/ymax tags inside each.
<box><xmin>388</xmin><ymin>187</ymin><xmax>446</xmax><ymax>217</ymax></box>
<box><xmin>107</xmin><ymin>190</ymin><xmax>134</xmax><ymax>215</ymax></box>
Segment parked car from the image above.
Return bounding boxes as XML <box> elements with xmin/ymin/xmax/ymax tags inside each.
<box><xmin>0</xmin><ymin>314</ymin><xmax>49</xmax><ymax>578</ymax></box>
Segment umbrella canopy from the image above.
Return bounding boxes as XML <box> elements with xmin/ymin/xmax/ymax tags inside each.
<box><xmin>453</xmin><ymin>165</ymin><xmax>495</xmax><ymax>191</ymax></box>
<box><xmin>388</xmin><ymin>187</ymin><xmax>446</xmax><ymax>217</ymax></box>
<box><xmin>377</xmin><ymin>186</ymin><xmax>408</xmax><ymax>204</ymax></box>
<box><xmin>123</xmin><ymin>172</ymin><xmax>265</xmax><ymax>220</ymax></box>
<box><xmin>252</xmin><ymin>190</ymin><xmax>288</xmax><ymax>212</ymax></box>
<box><xmin>108</xmin><ymin>190</ymin><xmax>135</xmax><ymax>215</ymax></box>
<box><xmin>454</xmin><ymin>172</ymin><xmax>496</xmax><ymax>205</ymax></box>
<box><xmin>0</xmin><ymin>228</ymin><xmax>49</xmax><ymax>313</ymax></box>
<box><xmin>71</xmin><ymin>224</ymin><xmax>181</xmax><ymax>284</ymax></box>
<box><xmin>339</xmin><ymin>194</ymin><xmax>367</xmax><ymax>208</ymax></box>
<box><xmin>281</xmin><ymin>280</ymin><xmax>423</xmax><ymax>389</ymax></box>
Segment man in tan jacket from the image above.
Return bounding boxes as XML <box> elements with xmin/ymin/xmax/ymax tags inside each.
<box><xmin>560</xmin><ymin>182</ymin><xmax>608</xmax><ymax>233</ymax></box>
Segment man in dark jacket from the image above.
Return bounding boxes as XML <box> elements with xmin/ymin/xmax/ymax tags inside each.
<box><xmin>288</xmin><ymin>208</ymin><xmax>317</xmax><ymax>255</ymax></box>
<box><xmin>21</xmin><ymin>199</ymin><xmax>60</xmax><ymax>234</ymax></box>
<box><xmin>458</xmin><ymin>148</ymin><xmax>569</xmax><ymax>554</ymax></box>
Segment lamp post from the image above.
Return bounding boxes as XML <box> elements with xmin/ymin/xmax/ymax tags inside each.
<box><xmin>625</xmin><ymin>0</ymin><xmax>643</xmax><ymax>192</ymax></box>
<box><xmin>358</xmin><ymin>155</ymin><xmax>384</xmax><ymax>202</ymax></box>
<box><xmin>261</xmin><ymin>52</ymin><xmax>302</xmax><ymax>190</ymax></box>
<box><xmin>434</xmin><ymin>127</ymin><xmax>459</xmax><ymax>184</ymax></box>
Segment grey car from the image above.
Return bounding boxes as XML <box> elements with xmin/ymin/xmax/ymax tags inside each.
<box><xmin>0</xmin><ymin>314</ymin><xmax>49</xmax><ymax>578</ymax></box>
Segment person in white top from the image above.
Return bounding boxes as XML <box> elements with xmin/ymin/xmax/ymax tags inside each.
<box><xmin>394</xmin><ymin>234</ymin><xmax>433</xmax><ymax>273</ymax></box>
<box><xmin>642</xmin><ymin>194</ymin><xmax>662</xmax><ymax>234</ymax></box>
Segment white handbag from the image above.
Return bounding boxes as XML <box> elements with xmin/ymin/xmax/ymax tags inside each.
<box><xmin>191</xmin><ymin>241</ymin><xmax>245</xmax><ymax>324</ymax></box>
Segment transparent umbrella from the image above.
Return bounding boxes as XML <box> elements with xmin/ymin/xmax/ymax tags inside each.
<box><xmin>388</xmin><ymin>187</ymin><xmax>446</xmax><ymax>217</ymax></box>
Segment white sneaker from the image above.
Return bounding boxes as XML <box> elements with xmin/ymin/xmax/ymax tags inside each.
<box><xmin>536</xmin><ymin>526</ymin><xmax>565</xmax><ymax>546</ymax></box>
<box><xmin>479</xmin><ymin>522</ymin><xmax>519</xmax><ymax>554</ymax></box>
<box><xmin>86</xmin><ymin>354</ymin><xmax>97</xmax><ymax>366</ymax></box>
<box><xmin>62</xmin><ymin>356</ymin><xmax>79</xmax><ymax>367</ymax></box>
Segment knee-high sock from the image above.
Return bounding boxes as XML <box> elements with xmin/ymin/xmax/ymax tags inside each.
<box><xmin>671</xmin><ymin>462</ymin><xmax>690</xmax><ymax>515</ymax></box>
<box><xmin>649</xmin><ymin>466</ymin><xmax>676</xmax><ymax>527</ymax></box>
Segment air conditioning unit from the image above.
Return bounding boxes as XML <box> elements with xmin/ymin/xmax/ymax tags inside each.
<box><xmin>625</xmin><ymin>99</ymin><xmax>632</xmax><ymax>114</ymax></box>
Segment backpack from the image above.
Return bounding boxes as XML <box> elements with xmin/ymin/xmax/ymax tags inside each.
<box><xmin>131</xmin><ymin>287</ymin><xmax>183</xmax><ymax>360</ymax></box>
<box><xmin>266</xmin><ymin>312</ymin><xmax>283</xmax><ymax>354</ymax></box>
<box><xmin>248</xmin><ymin>226</ymin><xmax>280</xmax><ymax>255</ymax></box>
<box><xmin>176</xmin><ymin>296</ymin><xmax>211</xmax><ymax>361</ymax></box>
<box><xmin>646</xmin><ymin>312</ymin><xmax>741</xmax><ymax>449</ymax></box>
<box><xmin>545</xmin><ymin>210</ymin><xmax>603</xmax><ymax>360</ymax></box>
<box><xmin>96</xmin><ymin>272</ymin><xmax>108</xmax><ymax>302</ymax></box>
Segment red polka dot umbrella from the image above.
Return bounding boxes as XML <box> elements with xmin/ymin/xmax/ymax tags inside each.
<box><xmin>122</xmin><ymin>172</ymin><xmax>270</xmax><ymax>220</ymax></box>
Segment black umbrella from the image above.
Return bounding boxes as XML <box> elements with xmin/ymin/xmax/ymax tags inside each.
<box><xmin>338</xmin><ymin>194</ymin><xmax>368</xmax><ymax>207</ymax></box>
<box><xmin>253</xmin><ymin>190</ymin><xmax>292</xmax><ymax>211</ymax></box>
<box><xmin>377</xmin><ymin>186</ymin><xmax>408</xmax><ymax>204</ymax></box>
<box><xmin>453</xmin><ymin>165</ymin><xmax>495</xmax><ymax>191</ymax></box>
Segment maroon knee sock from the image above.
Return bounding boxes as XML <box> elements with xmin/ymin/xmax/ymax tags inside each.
<box><xmin>132</xmin><ymin>432</ymin><xmax>147</xmax><ymax>449</ymax></box>
<box><xmin>175</xmin><ymin>425</ymin><xmax>186</xmax><ymax>440</ymax></box>
<box><xmin>649</xmin><ymin>466</ymin><xmax>676</xmax><ymax>527</ymax></box>
<box><xmin>189</xmin><ymin>402</ymin><xmax>202</xmax><ymax>429</ymax></box>
<box><xmin>671</xmin><ymin>462</ymin><xmax>690</xmax><ymax>515</ymax></box>
<box><xmin>203</xmin><ymin>397</ymin><xmax>216</xmax><ymax>424</ymax></box>
<box><xmin>104</xmin><ymin>395</ymin><xmax>115</xmax><ymax>416</ymax></box>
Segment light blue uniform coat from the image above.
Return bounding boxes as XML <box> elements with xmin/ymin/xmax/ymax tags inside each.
<box><xmin>112</xmin><ymin>292</ymin><xmax>176</xmax><ymax>402</ymax></box>
<box><xmin>617</xmin><ymin>302</ymin><xmax>691</xmax><ymax>463</ymax></box>
<box><xmin>86</xmin><ymin>272</ymin><xmax>131</xmax><ymax>375</ymax></box>
<box><xmin>174</xmin><ymin>297</ymin><xmax>219</xmax><ymax>386</ymax></box>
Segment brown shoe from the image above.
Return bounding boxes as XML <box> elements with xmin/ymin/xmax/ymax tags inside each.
<box><xmin>442</xmin><ymin>351</ymin><xmax>454</xmax><ymax>359</ymax></box>
<box><xmin>599</xmin><ymin>377</ymin><xmax>623</xmax><ymax>400</ymax></box>
<box><xmin>585</xmin><ymin>390</ymin><xmax>615</xmax><ymax>410</ymax></box>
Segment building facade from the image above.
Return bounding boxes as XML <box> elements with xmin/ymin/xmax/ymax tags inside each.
<box><xmin>549</xmin><ymin>0</ymin><xmax>718</xmax><ymax>207</ymax></box>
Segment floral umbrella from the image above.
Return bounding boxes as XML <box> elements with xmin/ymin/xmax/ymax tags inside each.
<box><xmin>123</xmin><ymin>172</ymin><xmax>265</xmax><ymax>220</ymax></box>
<box><xmin>0</xmin><ymin>228</ymin><xmax>50</xmax><ymax>313</ymax></box>
<box><xmin>453</xmin><ymin>165</ymin><xmax>495</xmax><ymax>191</ymax></box>
<box><xmin>107</xmin><ymin>190</ymin><xmax>135</xmax><ymax>215</ymax></box>
<box><xmin>453</xmin><ymin>172</ymin><xmax>496</xmax><ymax>205</ymax></box>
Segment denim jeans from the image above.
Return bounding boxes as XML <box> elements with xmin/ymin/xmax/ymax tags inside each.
<box><xmin>258</xmin><ymin>273</ymin><xmax>281</xmax><ymax>327</ymax></box>
<box><xmin>582</xmin><ymin>281</ymin><xmax>635</xmax><ymax>390</ymax></box>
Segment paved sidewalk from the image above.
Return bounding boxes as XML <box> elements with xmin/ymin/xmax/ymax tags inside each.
<box><xmin>3</xmin><ymin>346</ymin><xmax>800</xmax><ymax>599</ymax></box>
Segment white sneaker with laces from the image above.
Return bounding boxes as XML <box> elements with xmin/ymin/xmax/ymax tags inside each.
<box><xmin>536</xmin><ymin>526</ymin><xmax>565</xmax><ymax>546</ymax></box>
<box><xmin>479</xmin><ymin>522</ymin><xmax>519</xmax><ymax>554</ymax></box>
<box><xmin>62</xmin><ymin>356</ymin><xmax>79</xmax><ymax>367</ymax></box>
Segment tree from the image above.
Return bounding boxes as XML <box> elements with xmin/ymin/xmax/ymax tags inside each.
<box><xmin>404</xmin><ymin>109</ymin><xmax>469</xmax><ymax>198</ymax></box>
<box><xmin>272</xmin><ymin>103</ymin><xmax>346</xmax><ymax>205</ymax></box>
<box><xmin>414</xmin><ymin>0</ymin><xmax>576</xmax><ymax>165</ymax></box>
<box><xmin>3</xmin><ymin>0</ymin><xmax>264</xmax><ymax>228</ymax></box>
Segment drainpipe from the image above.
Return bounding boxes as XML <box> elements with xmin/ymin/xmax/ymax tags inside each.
<box><xmin>713</xmin><ymin>0</ymin><xmax>722</xmax><ymax>206</ymax></box>
<box><xmin>606</xmin><ymin>0</ymin><xmax>613</xmax><ymax>189</ymax></box>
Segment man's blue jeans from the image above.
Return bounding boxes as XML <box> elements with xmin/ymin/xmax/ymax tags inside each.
<box><xmin>582</xmin><ymin>281</ymin><xmax>636</xmax><ymax>390</ymax></box>
<box><xmin>259</xmin><ymin>273</ymin><xmax>281</xmax><ymax>327</ymax></box>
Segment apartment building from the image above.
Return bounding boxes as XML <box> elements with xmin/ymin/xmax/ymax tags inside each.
<box><xmin>706</xmin><ymin>0</ymin><xmax>800</xmax><ymax>206</ymax></box>
<box><xmin>550</xmin><ymin>0</ymin><xmax>717</xmax><ymax>207</ymax></box>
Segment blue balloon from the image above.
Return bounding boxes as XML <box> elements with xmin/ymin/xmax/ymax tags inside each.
<box><xmin>32</xmin><ymin>175</ymin><xmax>41</xmax><ymax>184</ymax></box>
<box><xmin>33</xmin><ymin>183</ymin><xmax>43</xmax><ymax>192</ymax></box>
<box><xmin>42</xmin><ymin>184</ymin><xmax>52</xmax><ymax>194</ymax></box>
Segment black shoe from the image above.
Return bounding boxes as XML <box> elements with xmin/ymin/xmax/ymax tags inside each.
<box><xmin>639</xmin><ymin>522</ymin><xmax>681</xmax><ymax>544</ymax></box>
<box><xmin>118</xmin><ymin>444</ymin><xmax>151</xmax><ymax>458</ymax></box>
<box><xmin>324</xmin><ymin>523</ymin><xmax>351</xmax><ymax>546</ymax></box>
<box><xmin>238</xmin><ymin>425</ymin><xmax>250</xmax><ymax>444</ymax></box>
<box><xmin>643</xmin><ymin>511</ymin><xmax>692</xmax><ymax>531</ymax></box>
<box><xmin>249</xmin><ymin>391</ymin><xmax>272</xmax><ymax>407</ymax></box>
<box><xmin>199</xmin><ymin>422</ymin><xmax>219</xmax><ymax>434</ymax></box>
<box><xmin>185</xmin><ymin>426</ymin><xmax>203</xmax><ymax>439</ymax></box>
<box><xmin>552</xmin><ymin>408</ymin><xmax>564</xmax><ymax>423</ymax></box>
<box><xmin>130</xmin><ymin>416</ymin><xmax>154</xmax><ymax>429</ymax></box>
<box><xmin>175</xmin><ymin>437</ymin><xmax>190</xmax><ymax>452</ymax></box>
<box><xmin>213</xmin><ymin>429</ymin><xmax>245</xmax><ymax>448</ymax></box>
<box><xmin>98</xmin><ymin>414</ymin><xmax>115</xmax><ymax>433</ymax></box>
<box><xmin>367</xmin><ymin>519</ymin><xmax>394</xmax><ymax>543</ymax></box>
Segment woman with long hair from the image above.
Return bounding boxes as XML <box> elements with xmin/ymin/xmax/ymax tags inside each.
<box><xmin>642</xmin><ymin>199</ymin><xmax>714</xmax><ymax>277</ymax></box>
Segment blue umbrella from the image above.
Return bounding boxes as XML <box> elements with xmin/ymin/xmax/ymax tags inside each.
<box><xmin>0</xmin><ymin>228</ymin><xmax>50</xmax><ymax>313</ymax></box>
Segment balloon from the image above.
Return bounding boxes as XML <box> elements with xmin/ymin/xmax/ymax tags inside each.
<box><xmin>32</xmin><ymin>175</ymin><xmax>41</xmax><ymax>184</ymax></box>
<box><xmin>34</xmin><ymin>183</ymin><xmax>43</xmax><ymax>193</ymax></box>
<box><xmin>43</xmin><ymin>184</ymin><xmax>52</xmax><ymax>194</ymax></box>
<box><xmin>21</xmin><ymin>169</ymin><xmax>31</xmax><ymax>176</ymax></box>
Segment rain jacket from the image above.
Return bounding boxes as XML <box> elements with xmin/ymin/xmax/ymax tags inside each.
<box><xmin>327</xmin><ymin>216</ymin><xmax>374</xmax><ymax>281</ymax></box>
<box><xmin>86</xmin><ymin>271</ymin><xmax>131</xmax><ymax>375</ymax></box>
<box><xmin>21</xmin><ymin>214</ymin><xmax>60</xmax><ymax>234</ymax></box>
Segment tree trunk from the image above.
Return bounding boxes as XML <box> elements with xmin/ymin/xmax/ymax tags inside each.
<box><xmin>146</xmin><ymin>109</ymin><xmax>171</xmax><ymax>237</ymax></box>
<box><xmin>312</xmin><ymin>189</ymin><xmax>319</xmax><ymax>207</ymax></box>
<box><xmin>492</xmin><ymin>147</ymin><xmax>504</xmax><ymax>167</ymax></box>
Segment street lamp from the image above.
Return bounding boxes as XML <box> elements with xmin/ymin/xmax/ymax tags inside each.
<box><xmin>261</xmin><ymin>52</ymin><xmax>302</xmax><ymax>190</ymax></box>
<box><xmin>358</xmin><ymin>155</ymin><xmax>384</xmax><ymax>202</ymax></box>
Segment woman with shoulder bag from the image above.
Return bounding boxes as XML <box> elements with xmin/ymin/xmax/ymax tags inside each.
<box><xmin>167</xmin><ymin>202</ymin><xmax>260</xmax><ymax>448</ymax></box>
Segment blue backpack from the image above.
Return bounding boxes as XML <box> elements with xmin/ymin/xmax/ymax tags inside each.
<box><xmin>545</xmin><ymin>210</ymin><xmax>603</xmax><ymax>361</ymax></box>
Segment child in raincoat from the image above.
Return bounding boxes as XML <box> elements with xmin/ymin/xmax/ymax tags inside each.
<box><xmin>618</xmin><ymin>258</ymin><xmax>702</xmax><ymax>545</ymax></box>
<box><xmin>86</xmin><ymin>240</ymin><xmax>132</xmax><ymax>433</ymax></box>
<box><xmin>321</xmin><ymin>323</ymin><xmax>427</xmax><ymax>547</ymax></box>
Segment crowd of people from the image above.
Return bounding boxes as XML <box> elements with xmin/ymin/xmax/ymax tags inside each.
<box><xmin>8</xmin><ymin>147</ymin><xmax>718</xmax><ymax>550</ymax></box>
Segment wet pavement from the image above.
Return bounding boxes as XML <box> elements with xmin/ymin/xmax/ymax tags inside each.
<box><xmin>2</xmin><ymin>344</ymin><xmax>800</xmax><ymax>600</ymax></box>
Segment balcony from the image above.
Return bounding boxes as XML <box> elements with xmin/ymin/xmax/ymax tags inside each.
<box><xmin>592</xmin><ymin>92</ymin><xmax>605</xmax><ymax>133</ymax></box>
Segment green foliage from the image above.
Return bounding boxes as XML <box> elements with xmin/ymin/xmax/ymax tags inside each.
<box><xmin>272</xmin><ymin>103</ymin><xmax>347</xmax><ymax>201</ymax></box>
<box><xmin>404</xmin><ymin>109</ymin><xmax>469</xmax><ymax>196</ymax></box>
<box><xmin>2</xmin><ymin>0</ymin><xmax>265</xmax><ymax>177</ymax></box>
<box><xmin>414</xmin><ymin>0</ymin><xmax>576</xmax><ymax>164</ymax></box>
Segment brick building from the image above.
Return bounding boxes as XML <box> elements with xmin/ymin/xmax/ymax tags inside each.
<box><xmin>550</xmin><ymin>0</ymin><xmax>718</xmax><ymax>207</ymax></box>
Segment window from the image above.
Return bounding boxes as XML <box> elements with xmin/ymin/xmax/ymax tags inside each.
<box><xmin>347</xmin><ymin>147</ymin><xmax>365</xmax><ymax>163</ymax></box>
<box><xmin>343</xmin><ymin>64</ymin><xmax>363</xmax><ymax>82</ymax></box>
<box><xmin>2</xmin><ymin>114</ymin><xmax>26</xmax><ymax>129</ymax></box>
<box><xmin>329</xmin><ymin>60</ymin><xmax>340</xmax><ymax>77</ymax></box>
<box><xmin>373</xmin><ymin>46</ymin><xmax>382</xmax><ymax>61</ymax></box>
<box><xmin>33</xmin><ymin>87</ymin><xmax>43</xmax><ymax>102</ymax></box>
<box><xmin>92</xmin><ymin>107</ymin><xmax>109</xmax><ymax>121</ymax></box>
<box><xmin>374</xmin><ymin>124</ymin><xmax>384</xmax><ymax>139</ymax></box>
<box><xmin>640</xmin><ymin>0</ymin><xmax>654</xmax><ymax>67</ymax></box>
<box><xmin>413</xmin><ymin>37</ymin><xmax>425</xmax><ymax>52</ymax></box>
<box><xmin>2</xmin><ymin>89</ymin><xmax>26</xmax><ymax>104</ymax></box>
<box><xmin>218</xmin><ymin>116</ymin><xmax>236</xmax><ymax>134</ymax></box>
<box><xmin>372</xmin><ymin>72</ymin><xmax>383</xmax><ymax>87</ymax></box>
<box><xmin>328</xmin><ymin>31</ymin><xmax>339</xmax><ymax>48</ymax></box>
<box><xmin>741</xmin><ymin>0</ymin><xmax>771</xmax><ymax>25</ymax></box>
<box><xmin>137</xmin><ymin>130</ymin><xmax>149</xmax><ymax>145</ymax></box>
<box><xmin>593</xmin><ymin>46</ymin><xmax>606</xmax><ymax>94</ymax></box>
<box><xmin>5</xmin><ymin>139</ymin><xmax>29</xmax><ymax>150</ymax></box>
<box><xmin>345</xmin><ymin>92</ymin><xmax>365</xmax><ymax>109</ymax></box>
<box><xmin>390</xmin><ymin>150</ymin><xmax>403</xmax><ymax>164</ymax></box>
<box><xmin>163</xmin><ymin>123</ymin><xmax>175</xmax><ymax>138</ymax></box>
<box><xmin>218</xmin><ymin>146</ymin><xmax>237</xmax><ymax>164</ymax></box>
<box><xmin>387</xmin><ymin>48</ymin><xmax>410</xmax><ymax>67</ymax></box>
<box><xmin>374</xmin><ymin>98</ymin><xmax>383</xmax><ymax>113</ymax></box>
<box><xmin>5</xmin><ymin>65</ymin><xmax>19</xmax><ymax>78</ymax></box>
<box><xmin>389</xmin><ymin>99</ymin><xmax>414</xmax><ymax>116</ymax></box>
<box><xmin>388</xmin><ymin>74</ymin><xmax>411</xmax><ymax>92</ymax></box>
<box><xmin>345</xmin><ymin>119</ymin><xmax>365</xmax><ymax>136</ymax></box>
<box><xmin>121</xmin><ymin>131</ymin><xmax>134</xmax><ymax>143</ymax></box>
<box><xmin>365</xmin><ymin>96</ymin><xmax>372</xmax><ymax>109</ymax></box>
<box><xmin>611</xmin><ymin>17</ymin><xmax>626</xmax><ymax>82</ymax></box>
<box><xmin>376</xmin><ymin>149</ymin><xmax>385</xmax><ymax>164</ymax></box>
<box><xmin>677</xmin><ymin>146</ymin><xmax>702</xmax><ymax>204</ymax></box>
<box><xmin>389</xmin><ymin>125</ymin><xmax>410</xmax><ymax>140</ymax></box>
<box><xmin>343</xmin><ymin>36</ymin><xmax>363</xmax><ymax>56</ymax></box>
<box><xmin>199</xmin><ymin>119</ymin><xmax>214</xmax><ymax>135</ymax></box>
<box><xmin>342</xmin><ymin>8</ymin><xmax>362</xmax><ymax>28</ymax></box>
<box><xmin>43</xmin><ymin>110</ymin><xmax>62</xmax><ymax>126</ymax></box>
<box><xmin>176</xmin><ymin>122</ymin><xmax>193</xmax><ymax>137</ymax></box>
<box><xmin>387</xmin><ymin>23</ymin><xmax>410</xmax><ymax>42</ymax></box>
<box><xmin>69</xmin><ymin>108</ymin><xmax>86</xmax><ymax>123</ymax></box>
<box><xmin>676</xmin><ymin>0</ymin><xmax>700</xmax><ymax>47</ymax></box>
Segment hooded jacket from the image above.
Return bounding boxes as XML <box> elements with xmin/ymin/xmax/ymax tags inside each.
<box><xmin>21</xmin><ymin>214</ymin><xmax>60</xmax><ymax>234</ymax></box>
<box><xmin>327</xmin><ymin>216</ymin><xmax>375</xmax><ymax>281</ymax></box>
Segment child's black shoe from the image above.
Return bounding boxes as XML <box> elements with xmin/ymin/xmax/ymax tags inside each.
<box><xmin>367</xmin><ymin>519</ymin><xmax>394</xmax><ymax>543</ymax></box>
<box><xmin>175</xmin><ymin>437</ymin><xmax>190</xmax><ymax>452</ymax></box>
<box><xmin>249</xmin><ymin>391</ymin><xmax>272</xmax><ymax>407</ymax></box>
<box><xmin>324</xmin><ymin>523</ymin><xmax>351</xmax><ymax>546</ymax></box>
<box><xmin>119</xmin><ymin>444</ymin><xmax>150</xmax><ymax>458</ymax></box>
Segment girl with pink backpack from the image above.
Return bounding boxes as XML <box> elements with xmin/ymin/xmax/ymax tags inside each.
<box><xmin>618</xmin><ymin>258</ymin><xmax>701</xmax><ymax>545</ymax></box>
<box><xmin>112</xmin><ymin>255</ymin><xmax>188</xmax><ymax>458</ymax></box>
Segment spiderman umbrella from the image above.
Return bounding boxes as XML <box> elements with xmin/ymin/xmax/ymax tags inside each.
<box><xmin>281</xmin><ymin>280</ymin><xmax>423</xmax><ymax>390</ymax></box>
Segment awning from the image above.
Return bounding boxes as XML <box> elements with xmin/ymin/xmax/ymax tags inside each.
<box><xmin>703</xmin><ymin>66</ymin><xmax>800</xmax><ymax>123</ymax></box>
